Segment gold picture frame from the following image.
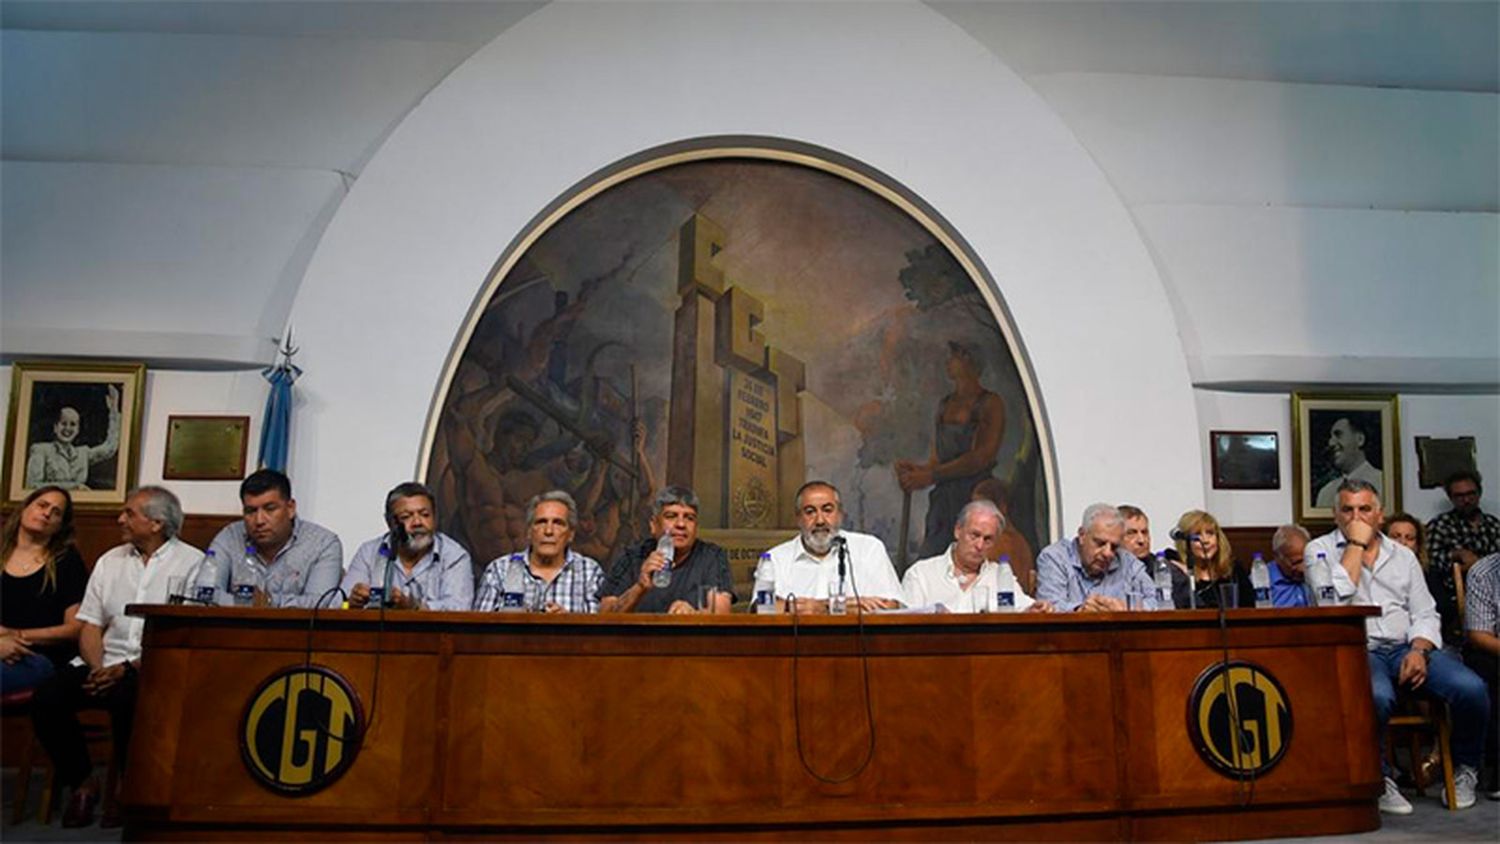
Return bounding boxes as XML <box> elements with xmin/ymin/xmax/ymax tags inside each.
<box><xmin>3</xmin><ymin>361</ymin><xmax>147</xmax><ymax>508</ymax></box>
<box><xmin>1290</xmin><ymin>392</ymin><xmax>1400</xmax><ymax>525</ymax></box>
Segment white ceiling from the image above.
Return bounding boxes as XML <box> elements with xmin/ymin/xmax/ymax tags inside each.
<box><xmin>1</xmin><ymin>1</ymin><xmax>1495</xmax><ymax>377</ymax></box>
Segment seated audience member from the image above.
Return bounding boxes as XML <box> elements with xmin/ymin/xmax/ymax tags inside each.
<box><xmin>1118</xmin><ymin>504</ymin><xmax>1156</xmax><ymax>576</ymax></box>
<box><xmin>1427</xmin><ymin>471</ymin><xmax>1500</xmax><ymax>648</ymax></box>
<box><xmin>1386</xmin><ymin>512</ymin><xmax>1456</xmax><ymax>648</ymax></box>
<box><xmin>762</xmin><ymin>481</ymin><xmax>903</xmax><ymax>614</ymax></box>
<box><xmin>33</xmin><ymin>486</ymin><xmax>203</xmax><ymax>828</ymax></box>
<box><xmin>1</xmin><ymin>486</ymin><xmax>86</xmax><ymax>691</ymax></box>
<box><xmin>1035</xmin><ymin>503</ymin><xmax>1156</xmax><ymax>613</ymax></box>
<box><xmin>474</xmin><ymin>490</ymin><xmax>603</xmax><ymax>613</ymax></box>
<box><xmin>1463</xmin><ymin>552</ymin><xmax>1500</xmax><ymax>799</ymax></box>
<box><xmin>1307</xmin><ymin>479</ymin><xmax>1490</xmax><ymax>813</ymax></box>
<box><xmin>1170</xmin><ymin>510</ymin><xmax>1254</xmax><ymax>609</ymax></box>
<box><xmin>206</xmin><ymin>469</ymin><xmax>343</xmax><ymax>608</ymax></box>
<box><xmin>970</xmin><ymin>479</ymin><xmax>1035</xmax><ymax>590</ymax></box>
<box><xmin>902</xmin><ymin>499</ymin><xmax>1051</xmax><ymax>613</ymax></box>
<box><xmin>343</xmin><ymin>482</ymin><xmax>473</xmax><ymax>611</ymax></box>
<box><xmin>599</xmin><ymin>486</ymin><xmax>734</xmax><ymax>614</ymax></box>
<box><xmin>1268</xmin><ymin>524</ymin><xmax>1311</xmax><ymax>608</ymax></box>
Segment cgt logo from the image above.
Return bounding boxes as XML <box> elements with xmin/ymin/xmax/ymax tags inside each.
<box><xmin>1186</xmin><ymin>661</ymin><xmax>1293</xmax><ymax>778</ymax></box>
<box><xmin>239</xmin><ymin>665</ymin><xmax>364</xmax><ymax>796</ymax></box>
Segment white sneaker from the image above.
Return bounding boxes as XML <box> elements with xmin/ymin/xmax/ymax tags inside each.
<box><xmin>1443</xmin><ymin>765</ymin><xmax>1478</xmax><ymax>810</ymax></box>
<box><xmin>1380</xmin><ymin>776</ymin><xmax>1414</xmax><ymax>815</ymax></box>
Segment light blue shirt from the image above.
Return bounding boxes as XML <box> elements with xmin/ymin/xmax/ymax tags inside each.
<box><xmin>1034</xmin><ymin>536</ymin><xmax>1156</xmax><ymax>612</ymax></box>
<box><xmin>206</xmin><ymin>518</ymin><xmax>344</xmax><ymax>609</ymax></box>
<box><xmin>342</xmin><ymin>532</ymin><xmax>474</xmax><ymax>611</ymax></box>
<box><xmin>1269</xmin><ymin>561</ymin><xmax>1310</xmax><ymax>608</ymax></box>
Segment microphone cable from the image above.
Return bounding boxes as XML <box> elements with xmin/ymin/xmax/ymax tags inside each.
<box><xmin>1212</xmin><ymin>581</ymin><xmax>1258</xmax><ymax>818</ymax></box>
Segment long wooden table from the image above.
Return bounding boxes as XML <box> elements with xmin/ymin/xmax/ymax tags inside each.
<box><xmin>121</xmin><ymin>605</ymin><xmax>1382</xmax><ymax>840</ymax></box>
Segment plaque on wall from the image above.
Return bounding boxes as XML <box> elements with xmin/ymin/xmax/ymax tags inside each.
<box><xmin>1415</xmin><ymin>435</ymin><xmax>1477</xmax><ymax>489</ymax></box>
<box><xmin>164</xmin><ymin>416</ymin><xmax>249</xmax><ymax>480</ymax></box>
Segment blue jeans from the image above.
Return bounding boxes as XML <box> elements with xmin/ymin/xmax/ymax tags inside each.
<box><xmin>1369</xmin><ymin>644</ymin><xmax>1491</xmax><ymax>771</ymax></box>
<box><xmin>0</xmin><ymin>652</ymin><xmax>57</xmax><ymax>692</ymax></box>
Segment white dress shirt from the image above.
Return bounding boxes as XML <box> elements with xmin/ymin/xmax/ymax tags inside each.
<box><xmin>76</xmin><ymin>537</ymin><xmax>204</xmax><ymax>667</ymax></box>
<box><xmin>1305</xmin><ymin>528</ymin><xmax>1440</xmax><ymax>650</ymax></box>
<box><xmin>902</xmin><ymin>545</ymin><xmax>1034</xmax><ymax>612</ymax></box>
<box><xmin>763</xmin><ymin>531</ymin><xmax>903</xmax><ymax>603</ymax></box>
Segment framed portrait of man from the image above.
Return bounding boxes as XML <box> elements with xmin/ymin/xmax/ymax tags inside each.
<box><xmin>3</xmin><ymin>361</ymin><xmax>147</xmax><ymax>507</ymax></box>
<box><xmin>1290</xmin><ymin>392</ymin><xmax>1400</xmax><ymax>524</ymax></box>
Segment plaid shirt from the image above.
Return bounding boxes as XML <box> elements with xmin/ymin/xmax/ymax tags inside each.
<box><xmin>1425</xmin><ymin>509</ymin><xmax>1500</xmax><ymax>639</ymax></box>
<box><xmin>473</xmin><ymin>548</ymin><xmax>603</xmax><ymax>613</ymax></box>
<box><xmin>1465</xmin><ymin>553</ymin><xmax>1500</xmax><ymax>638</ymax></box>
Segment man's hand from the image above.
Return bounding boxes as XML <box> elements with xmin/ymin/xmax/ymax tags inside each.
<box><xmin>542</xmin><ymin>601</ymin><xmax>566</xmax><ymax>614</ymax></box>
<box><xmin>347</xmin><ymin>582</ymin><xmax>372</xmax><ymax>608</ymax></box>
<box><xmin>83</xmin><ymin>663</ymin><xmax>129</xmax><ymax>696</ymax></box>
<box><xmin>1343</xmin><ymin>519</ymin><xmax>1377</xmax><ymax>553</ymax></box>
<box><xmin>854</xmin><ymin>596</ymin><xmax>900</xmax><ymax>613</ymax></box>
<box><xmin>1080</xmin><ymin>593</ymin><xmax>1126</xmax><ymax>613</ymax></box>
<box><xmin>1025</xmin><ymin>600</ymin><xmax>1055</xmax><ymax>614</ymax></box>
<box><xmin>667</xmin><ymin>600</ymin><xmax>697</xmax><ymax>615</ymax></box>
<box><xmin>390</xmin><ymin>586</ymin><xmax>421</xmax><ymax>610</ymax></box>
<box><xmin>1397</xmin><ymin>648</ymin><xmax>1428</xmax><ymax>689</ymax></box>
<box><xmin>635</xmin><ymin>551</ymin><xmax>667</xmax><ymax>591</ymax></box>
<box><xmin>1453</xmin><ymin>547</ymin><xmax>1479</xmax><ymax>569</ymax></box>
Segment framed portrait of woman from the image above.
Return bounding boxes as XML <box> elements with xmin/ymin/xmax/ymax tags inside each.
<box><xmin>3</xmin><ymin>361</ymin><xmax>147</xmax><ymax>508</ymax></box>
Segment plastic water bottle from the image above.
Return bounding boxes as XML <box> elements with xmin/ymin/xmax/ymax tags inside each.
<box><xmin>1153</xmin><ymin>552</ymin><xmax>1173</xmax><ymax>610</ymax></box>
<box><xmin>1250</xmin><ymin>553</ymin><xmax>1272</xmax><ymax>608</ymax></box>
<box><xmin>652</xmin><ymin>534</ymin><xmax>675</xmax><ymax>588</ymax></box>
<box><xmin>500</xmin><ymin>553</ymin><xmax>527</xmax><ymax>611</ymax></box>
<box><xmin>194</xmin><ymin>549</ymin><xmax>220</xmax><ymax>605</ymax></box>
<box><xmin>996</xmin><ymin>555</ymin><xmax>1017</xmax><ymax>613</ymax></box>
<box><xmin>1307</xmin><ymin>552</ymin><xmax>1336</xmax><ymax>606</ymax></box>
<box><xmin>233</xmin><ymin>546</ymin><xmax>261</xmax><ymax>607</ymax></box>
<box><xmin>753</xmin><ymin>552</ymin><xmax>777</xmax><ymax>614</ymax></box>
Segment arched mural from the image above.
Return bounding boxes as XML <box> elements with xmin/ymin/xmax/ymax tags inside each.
<box><xmin>424</xmin><ymin>146</ymin><xmax>1052</xmax><ymax>592</ymax></box>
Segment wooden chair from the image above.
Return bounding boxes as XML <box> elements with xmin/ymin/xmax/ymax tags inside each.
<box><xmin>3</xmin><ymin>689</ymin><xmax>40</xmax><ymax>825</ymax></box>
<box><xmin>1387</xmin><ymin>694</ymin><xmax>1457</xmax><ymax>809</ymax></box>
<box><xmin>2</xmin><ymin>689</ymin><xmax>117</xmax><ymax>825</ymax></box>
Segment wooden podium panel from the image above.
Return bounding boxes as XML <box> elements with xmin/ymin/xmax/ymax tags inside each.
<box><xmin>121</xmin><ymin>607</ymin><xmax>1382</xmax><ymax>840</ymax></box>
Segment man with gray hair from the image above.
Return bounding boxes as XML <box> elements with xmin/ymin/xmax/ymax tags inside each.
<box><xmin>33</xmin><ymin>485</ymin><xmax>204</xmax><ymax>828</ymax></box>
<box><xmin>902</xmin><ymin>499</ymin><xmax>1052</xmax><ymax>613</ymax></box>
<box><xmin>1034</xmin><ymin>503</ymin><xmax>1156</xmax><ymax>613</ymax></box>
<box><xmin>474</xmin><ymin>490</ymin><xmax>603</xmax><ymax>613</ymax></box>
<box><xmin>342</xmin><ymin>481</ymin><xmax>473</xmax><ymax>611</ymax></box>
<box><xmin>599</xmin><ymin>486</ymin><xmax>735</xmax><ymax>614</ymax></box>
<box><xmin>1269</xmin><ymin>523</ymin><xmax>1311</xmax><ymax>608</ymax></box>
<box><xmin>1306</xmin><ymin>478</ymin><xmax>1490</xmax><ymax>814</ymax></box>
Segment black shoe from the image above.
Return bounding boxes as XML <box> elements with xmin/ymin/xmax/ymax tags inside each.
<box><xmin>60</xmin><ymin>789</ymin><xmax>98</xmax><ymax>828</ymax></box>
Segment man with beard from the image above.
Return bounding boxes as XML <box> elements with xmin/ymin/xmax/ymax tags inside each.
<box><xmin>343</xmin><ymin>482</ymin><xmax>474</xmax><ymax>610</ymax></box>
<box><xmin>1268</xmin><ymin>523</ymin><xmax>1312</xmax><ymax>608</ymax></box>
<box><xmin>1314</xmin><ymin>415</ymin><xmax>1383</xmax><ymax>508</ymax></box>
<box><xmin>760</xmin><ymin>481</ymin><xmax>903</xmax><ymax>614</ymax></box>
<box><xmin>206</xmin><ymin>469</ymin><xmax>343</xmax><ymax>608</ymax></box>
<box><xmin>1427</xmin><ymin>470</ymin><xmax>1500</xmax><ymax>644</ymax></box>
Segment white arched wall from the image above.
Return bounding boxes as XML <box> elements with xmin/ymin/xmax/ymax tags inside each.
<box><xmin>288</xmin><ymin>1</ymin><xmax>1201</xmax><ymax>546</ymax></box>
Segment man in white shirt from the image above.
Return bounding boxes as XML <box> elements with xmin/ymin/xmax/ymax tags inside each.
<box><xmin>31</xmin><ymin>485</ymin><xmax>203</xmax><ymax>828</ymax></box>
<box><xmin>1306</xmin><ymin>479</ymin><xmax>1489</xmax><ymax>814</ymax></box>
<box><xmin>762</xmin><ymin>481</ymin><xmax>902</xmax><ymax>613</ymax></box>
<box><xmin>902</xmin><ymin>499</ymin><xmax>1052</xmax><ymax>613</ymax></box>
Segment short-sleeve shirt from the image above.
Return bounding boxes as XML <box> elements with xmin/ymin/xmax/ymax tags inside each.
<box><xmin>600</xmin><ymin>538</ymin><xmax>736</xmax><ymax>612</ymax></box>
<box><xmin>77</xmin><ymin>538</ymin><xmax>203</xmax><ymax>667</ymax></box>
<box><xmin>1</xmin><ymin>546</ymin><xmax>88</xmax><ymax>665</ymax></box>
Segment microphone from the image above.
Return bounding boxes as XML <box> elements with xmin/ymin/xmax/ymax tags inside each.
<box><xmin>831</xmin><ymin>534</ymin><xmax>848</xmax><ymax>595</ymax></box>
<box><xmin>1169</xmin><ymin>528</ymin><xmax>1199</xmax><ymax>542</ymax></box>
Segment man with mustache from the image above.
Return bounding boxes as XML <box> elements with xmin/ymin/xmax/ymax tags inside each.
<box><xmin>1314</xmin><ymin>415</ymin><xmax>1383</xmax><ymax>508</ymax></box>
<box><xmin>206</xmin><ymin>469</ymin><xmax>343</xmax><ymax>608</ymax></box>
<box><xmin>760</xmin><ymin>481</ymin><xmax>903</xmax><ymax>614</ymax></box>
<box><xmin>343</xmin><ymin>482</ymin><xmax>474</xmax><ymax>610</ymax></box>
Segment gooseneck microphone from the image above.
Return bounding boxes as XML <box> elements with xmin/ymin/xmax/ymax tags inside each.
<box><xmin>831</xmin><ymin>534</ymin><xmax>848</xmax><ymax>597</ymax></box>
<box><xmin>1168</xmin><ymin>529</ymin><xmax>1200</xmax><ymax>609</ymax></box>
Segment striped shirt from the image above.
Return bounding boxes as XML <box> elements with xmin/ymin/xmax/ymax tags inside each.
<box><xmin>1464</xmin><ymin>553</ymin><xmax>1499</xmax><ymax>637</ymax></box>
<box><xmin>473</xmin><ymin>548</ymin><xmax>603</xmax><ymax>613</ymax></box>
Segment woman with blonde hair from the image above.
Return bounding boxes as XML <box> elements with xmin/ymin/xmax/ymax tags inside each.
<box><xmin>0</xmin><ymin>485</ymin><xmax>87</xmax><ymax>691</ymax></box>
<box><xmin>1170</xmin><ymin>509</ymin><xmax>1254</xmax><ymax>609</ymax></box>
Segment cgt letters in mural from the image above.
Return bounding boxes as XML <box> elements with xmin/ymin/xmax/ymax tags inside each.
<box><xmin>426</xmin><ymin>156</ymin><xmax>1048</xmax><ymax>593</ymax></box>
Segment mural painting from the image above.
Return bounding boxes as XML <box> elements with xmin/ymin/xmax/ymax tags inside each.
<box><xmin>426</xmin><ymin>156</ymin><xmax>1048</xmax><ymax>593</ymax></box>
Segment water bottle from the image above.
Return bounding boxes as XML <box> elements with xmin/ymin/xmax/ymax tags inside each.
<box><xmin>1153</xmin><ymin>552</ymin><xmax>1173</xmax><ymax>610</ymax></box>
<box><xmin>500</xmin><ymin>553</ymin><xmax>527</xmax><ymax>611</ymax></box>
<box><xmin>753</xmin><ymin>552</ymin><xmax>777</xmax><ymax>614</ymax></box>
<box><xmin>652</xmin><ymin>534</ymin><xmax>675</xmax><ymax>588</ymax></box>
<box><xmin>1307</xmin><ymin>552</ymin><xmax>1336</xmax><ymax>606</ymax></box>
<box><xmin>1250</xmin><ymin>553</ymin><xmax>1272</xmax><ymax>608</ymax></box>
<box><xmin>193</xmin><ymin>549</ymin><xmax>220</xmax><ymax>605</ymax></box>
<box><xmin>996</xmin><ymin>555</ymin><xmax>1017</xmax><ymax>613</ymax></box>
<box><xmin>233</xmin><ymin>546</ymin><xmax>261</xmax><ymax>607</ymax></box>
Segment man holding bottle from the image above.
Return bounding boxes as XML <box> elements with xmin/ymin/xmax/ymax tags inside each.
<box><xmin>599</xmin><ymin>486</ymin><xmax>735</xmax><ymax>614</ymax></box>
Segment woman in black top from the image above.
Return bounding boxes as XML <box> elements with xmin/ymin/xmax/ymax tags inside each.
<box><xmin>1</xmin><ymin>485</ymin><xmax>86</xmax><ymax>691</ymax></box>
<box><xmin>1170</xmin><ymin>509</ymin><xmax>1255</xmax><ymax>610</ymax></box>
